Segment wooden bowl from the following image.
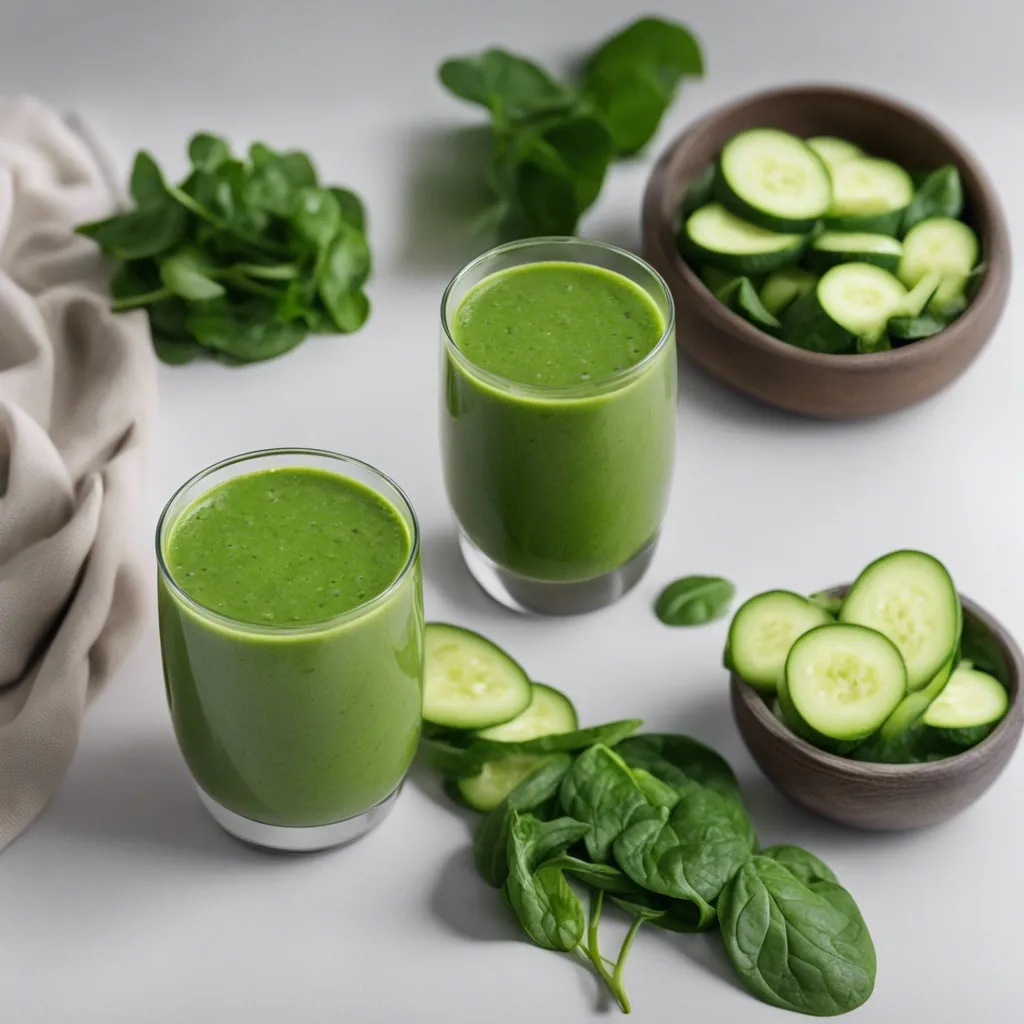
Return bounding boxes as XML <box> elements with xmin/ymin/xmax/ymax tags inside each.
<box><xmin>730</xmin><ymin>591</ymin><xmax>1023</xmax><ymax>830</ymax></box>
<box><xmin>642</xmin><ymin>85</ymin><xmax>1012</xmax><ymax>418</ymax></box>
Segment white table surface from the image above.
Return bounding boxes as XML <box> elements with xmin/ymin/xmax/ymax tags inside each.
<box><xmin>2</xmin><ymin>2</ymin><xmax>1023</xmax><ymax>1021</ymax></box>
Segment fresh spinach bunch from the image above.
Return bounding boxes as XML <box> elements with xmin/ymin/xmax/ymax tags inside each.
<box><xmin>78</xmin><ymin>135</ymin><xmax>371</xmax><ymax>365</ymax></box>
<box><xmin>439</xmin><ymin>17</ymin><xmax>703</xmax><ymax>240</ymax></box>
<box><xmin>425</xmin><ymin>719</ymin><xmax>877</xmax><ymax>1016</ymax></box>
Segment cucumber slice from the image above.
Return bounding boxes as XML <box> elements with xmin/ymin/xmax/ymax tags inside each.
<box><xmin>839</xmin><ymin>551</ymin><xmax>961</xmax><ymax>692</ymax></box>
<box><xmin>476</xmin><ymin>683</ymin><xmax>578</xmax><ymax>741</ymax></box>
<box><xmin>423</xmin><ymin>623</ymin><xmax>532</xmax><ymax>729</ymax></box>
<box><xmin>457</xmin><ymin>755</ymin><xmax>552</xmax><ymax>812</ymax></box>
<box><xmin>715</xmin><ymin>128</ymin><xmax>832</xmax><ymax>232</ymax></box>
<box><xmin>727</xmin><ymin>591</ymin><xmax>833</xmax><ymax>693</ymax></box>
<box><xmin>806</xmin><ymin>232</ymin><xmax>903</xmax><ymax>274</ymax></box>
<box><xmin>816</xmin><ymin>263</ymin><xmax>908</xmax><ymax>340</ymax></box>
<box><xmin>759</xmin><ymin>267</ymin><xmax>818</xmax><ymax>316</ymax></box>
<box><xmin>898</xmin><ymin>217</ymin><xmax>979</xmax><ymax>313</ymax></box>
<box><xmin>681</xmin><ymin>203</ymin><xmax>807</xmax><ymax>275</ymax></box>
<box><xmin>900</xmin><ymin>271</ymin><xmax>942</xmax><ymax>317</ymax></box>
<box><xmin>782</xmin><ymin>623</ymin><xmax>907</xmax><ymax>744</ymax></box>
<box><xmin>807</xmin><ymin>136</ymin><xmax>864</xmax><ymax>172</ymax></box>
<box><xmin>828</xmin><ymin>158</ymin><xmax>914</xmax><ymax>231</ymax></box>
<box><xmin>923</xmin><ymin>665</ymin><xmax>1008</xmax><ymax>730</ymax></box>
<box><xmin>681</xmin><ymin>165</ymin><xmax>716</xmax><ymax>217</ymax></box>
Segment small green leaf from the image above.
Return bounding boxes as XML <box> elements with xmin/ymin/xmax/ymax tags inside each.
<box><xmin>901</xmin><ymin>164</ymin><xmax>963</xmax><ymax>234</ymax></box>
<box><xmin>188</xmin><ymin>133</ymin><xmax>232</xmax><ymax>173</ymax></box>
<box><xmin>717</xmin><ymin>277</ymin><xmax>781</xmax><ymax>334</ymax></box>
<box><xmin>129</xmin><ymin>152</ymin><xmax>166</xmax><ymax>205</ymax></box>
<box><xmin>153</xmin><ymin>335</ymin><xmax>205</xmax><ymax>364</ymax></box>
<box><xmin>77</xmin><ymin>201</ymin><xmax>187</xmax><ymax>260</ymax></box>
<box><xmin>187</xmin><ymin>305</ymin><xmax>307</xmax><ymax>362</ymax></box>
<box><xmin>318</xmin><ymin>224</ymin><xmax>372</xmax><ymax>331</ymax></box>
<box><xmin>159</xmin><ymin>251</ymin><xmax>226</xmax><ymax>301</ymax></box>
<box><xmin>439</xmin><ymin>49</ymin><xmax>576</xmax><ymax>121</ymax></box>
<box><xmin>655</xmin><ymin>575</ymin><xmax>735</xmax><ymax>626</ymax></box>
<box><xmin>330</xmin><ymin>187</ymin><xmax>366</xmax><ymax>231</ymax></box>
<box><xmin>760</xmin><ymin>845</ymin><xmax>839</xmax><ymax>887</ymax></box>
<box><xmin>290</xmin><ymin>186</ymin><xmax>342</xmax><ymax>250</ymax></box>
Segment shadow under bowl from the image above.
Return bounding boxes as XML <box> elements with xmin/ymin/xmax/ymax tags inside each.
<box><xmin>730</xmin><ymin>590</ymin><xmax>1023</xmax><ymax>830</ymax></box>
<box><xmin>642</xmin><ymin>84</ymin><xmax>1012</xmax><ymax>419</ymax></box>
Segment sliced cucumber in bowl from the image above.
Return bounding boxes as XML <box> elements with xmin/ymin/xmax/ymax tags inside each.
<box><xmin>714</xmin><ymin>128</ymin><xmax>832</xmax><ymax>233</ymax></box>
<box><xmin>681</xmin><ymin>203</ymin><xmax>807</xmax><ymax>275</ymax></box>
<box><xmin>826</xmin><ymin>157</ymin><xmax>914</xmax><ymax>236</ymax></box>
<box><xmin>839</xmin><ymin>550</ymin><xmax>961</xmax><ymax>693</ymax></box>
<box><xmin>805</xmin><ymin>232</ymin><xmax>903</xmax><ymax>274</ymax></box>
<box><xmin>807</xmin><ymin>136</ymin><xmax>864</xmax><ymax>172</ymax></box>
<box><xmin>779</xmin><ymin>623</ymin><xmax>908</xmax><ymax>747</ymax></box>
<box><xmin>759</xmin><ymin>267</ymin><xmax>817</xmax><ymax>316</ymax></box>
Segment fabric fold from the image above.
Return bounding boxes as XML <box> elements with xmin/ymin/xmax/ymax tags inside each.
<box><xmin>0</xmin><ymin>97</ymin><xmax>155</xmax><ymax>851</ymax></box>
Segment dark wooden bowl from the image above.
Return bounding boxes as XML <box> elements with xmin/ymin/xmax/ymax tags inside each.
<box><xmin>731</xmin><ymin>590</ymin><xmax>1023</xmax><ymax>830</ymax></box>
<box><xmin>642</xmin><ymin>84</ymin><xmax>1012</xmax><ymax>418</ymax></box>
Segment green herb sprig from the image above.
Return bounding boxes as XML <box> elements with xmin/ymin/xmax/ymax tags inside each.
<box><xmin>78</xmin><ymin>135</ymin><xmax>371</xmax><ymax>365</ymax></box>
<box><xmin>439</xmin><ymin>17</ymin><xmax>703</xmax><ymax>240</ymax></box>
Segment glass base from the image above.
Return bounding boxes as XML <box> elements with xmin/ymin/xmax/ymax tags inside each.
<box><xmin>196</xmin><ymin>782</ymin><xmax>402</xmax><ymax>853</ymax></box>
<box><xmin>458</xmin><ymin>530</ymin><xmax>658</xmax><ymax>615</ymax></box>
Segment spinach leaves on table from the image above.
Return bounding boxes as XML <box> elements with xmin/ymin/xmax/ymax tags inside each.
<box><xmin>438</xmin><ymin>17</ymin><xmax>703</xmax><ymax>240</ymax></box>
<box><xmin>424</xmin><ymin>710</ymin><xmax>878</xmax><ymax>1017</ymax></box>
<box><xmin>718</xmin><ymin>856</ymin><xmax>876</xmax><ymax>1016</ymax></box>
<box><xmin>655</xmin><ymin>575</ymin><xmax>736</xmax><ymax>626</ymax></box>
<box><xmin>78</xmin><ymin>137</ymin><xmax>372</xmax><ymax>365</ymax></box>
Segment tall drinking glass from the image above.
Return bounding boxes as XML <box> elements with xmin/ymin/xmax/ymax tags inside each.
<box><xmin>441</xmin><ymin>238</ymin><xmax>676</xmax><ymax>615</ymax></box>
<box><xmin>156</xmin><ymin>449</ymin><xmax>423</xmax><ymax>851</ymax></box>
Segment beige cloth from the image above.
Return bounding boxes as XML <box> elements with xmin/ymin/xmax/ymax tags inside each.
<box><xmin>0</xmin><ymin>98</ymin><xmax>155</xmax><ymax>851</ymax></box>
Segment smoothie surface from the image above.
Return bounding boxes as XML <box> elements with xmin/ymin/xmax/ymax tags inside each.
<box><xmin>452</xmin><ymin>261</ymin><xmax>665</xmax><ymax>387</ymax></box>
<box><xmin>165</xmin><ymin>467</ymin><xmax>410</xmax><ymax>626</ymax></box>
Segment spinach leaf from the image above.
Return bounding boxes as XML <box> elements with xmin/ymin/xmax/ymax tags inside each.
<box><xmin>615</xmin><ymin>733</ymin><xmax>742</xmax><ymax>806</ymax></box>
<box><xmin>760</xmin><ymin>845</ymin><xmax>838</xmax><ymax>886</ymax></box>
<box><xmin>186</xmin><ymin>305</ymin><xmax>306</xmax><ymax>363</ymax></box>
<box><xmin>541</xmin><ymin>855</ymin><xmax>641</xmax><ymax>895</ymax></box>
<box><xmin>421</xmin><ymin>719</ymin><xmax>644</xmax><ymax>779</ymax></box>
<box><xmin>188</xmin><ymin>133</ymin><xmax>232</xmax><ymax>173</ymax></box>
<box><xmin>559</xmin><ymin>744</ymin><xmax>649</xmax><ymax>863</ymax></box>
<box><xmin>503</xmin><ymin>811</ymin><xmax>590</xmax><ymax>951</ymax></box>
<box><xmin>888</xmin><ymin>313</ymin><xmax>948</xmax><ymax>343</ymax></box>
<box><xmin>439</xmin><ymin>49</ymin><xmax>575</xmax><ymax>121</ymax></box>
<box><xmin>318</xmin><ymin>223</ymin><xmax>372</xmax><ymax>331</ymax></box>
<box><xmin>960</xmin><ymin>615</ymin><xmax>1010</xmax><ymax>686</ymax></box>
<box><xmin>580</xmin><ymin>17</ymin><xmax>704</xmax><ymax>156</ymax></box>
<box><xmin>631</xmin><ymin>768</ymin><xmax>680</xmax><ymax>810</ymax></box>
<box><xmin>655</xmin><ymin>575</ymin><xmax>735</xmax><ymax>626</ymax></box>
<box><xmin>78</xmin><ymin>201</ymin><xmax>187</xmax><ymax>261</ymax></box>
<box><xmin>474</xmin><ymin>755</ymin><xmax>573</xmax><ymax>888</ymax></box>
<box><xmin>612</xmin><ymin>782</ymin><xmax>755</xmax><ymax>929</ymax></box>
<box><xmin>438</xmin><ymin>17</ymin><xmax>701</xmax><ymax>240</ymax></box>
<box><xmin>129</xmin><ymin>152</ymin><xmax>167</xmax><ymax>205</ymax></box>
<box><xmin>902</xmin><ymin>164</ymin><xmax>964</xmax><ymax>234</ymax></box>
<box><xmin>718</xmin><ymin>856</ymin><xmax>876</xmax><ymax>1016</ymax></box>
<box><xmin>159</xmin><ymin>250</ymin><xmax>226</xmax><ymax>301</ymax></box>
<box><xmin>716</xmin><ymin>278</ymin><xmax>781</xmax><ymax>335</ymax></box>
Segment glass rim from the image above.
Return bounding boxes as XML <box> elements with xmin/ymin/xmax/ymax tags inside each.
<box><xmin>155</xmin><ymin>447</ymin><xmax>421</xmax><ymax>637</ymax></box>
<box><xmin>440</xmin><ymin>236</ymin><xmax>677</xmax><ymax>401</ymax></box>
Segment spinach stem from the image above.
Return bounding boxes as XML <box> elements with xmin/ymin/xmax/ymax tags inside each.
<box><xmin>609</xmin><ymin>917</ymin><xmax>643</xmax><ymax>1014</ymax></box>
<box><xmin>111</xmin><ymin>287</ymin><xmax>171</xmax><ymax>311</ymax></box>
<box><xmin>165</xmin><ymin>185</ymin><xmax>290</xmax><ymax>258</ymax></box>
<box><xmin>584</xmin><ymin>891</ymin><xmax>630</xmax><ymax>1014</ymax></box>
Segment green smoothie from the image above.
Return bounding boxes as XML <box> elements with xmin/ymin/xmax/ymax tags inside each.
<box><xmin>158</xmin><ymin>464</ymin><xmax>423</xmax><ymax>828</ymax></box>
<box><xmin>443</xmin><ymin>259</ymin><xmax>676</xmax><ymax>583</ymax></box>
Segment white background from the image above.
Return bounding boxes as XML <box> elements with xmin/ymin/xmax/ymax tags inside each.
<box><xmin>2</xmin><ymin>2</ymin><xmax>1023</xmax><ymax>1021</ymax></box>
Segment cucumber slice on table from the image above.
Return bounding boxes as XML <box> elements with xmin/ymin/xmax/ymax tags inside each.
<box><xmin>827</xmin><ymin>157</ymin><xmax>914</xmax><ymax>235</ymax></box>
<box><xmin>476</xmin><ymin>683</ymin><xmax>578</xmax><ymax>741</ymax></box>
<box><xmin>759</xmin><ymin>267</ymin><xmax>818</xmax><ymax>316</ymax></box>
<box><xmin>840</xmin><ymin>550</ymin><xmax>961</xmax><ymax>692</ymax></box>
<box><xmin>807</xmin><ymin>136</ymin><xmax>864</xmax><ymax>172</ymax></box>
<box><xmin>727</xmin><ymin>590</ymin><xmax>833</xmax><ymax>693</ymax></box>
<box><xmin>715</xmin><ymin>128</ymin><xmax>832</xmax><ymax>232</ymax></box>
<box><xmin>457</xmin><ymin>755</ymin><xmax>553</xmax><ymax>812</ymax></box>
<box><xmin>898</xmin><ymin>216</ymin><xmax>979</xmax><ymax>315</ymax></box>
<box><xmin>781</xmin><ymin>623</ymin><xmax>907</xmax><ymax>745</ymax></box>
<box><xmin>423</xmin><ymin>623</ymin><xmax>532</xmax><ymax>729</ymax></box>
<box><xmin>681</xmin><ymin>203</ymin><xmax>807</xmax><ymax>276</ymax></box>
<box><xmin>806</xmin><ymin>231</ymin><xmax>903</xmax><ymax>274</ymax></box>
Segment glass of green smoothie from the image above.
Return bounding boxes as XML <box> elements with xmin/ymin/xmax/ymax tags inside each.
<box><xmin>156</xmin><ymin>449</ymin><xmax>423</xmax><ymax>852</ymax></box>
<box><xmin>441</xmin><ymin>238</ymin><xmax>676</xmax><ymax>615</ymax></box>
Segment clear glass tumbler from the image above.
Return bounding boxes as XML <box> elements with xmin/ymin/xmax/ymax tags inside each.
<box><xmin>156</xmin><ymin>449</ymin><xmax>423</xmax><ymax>852</ymax></box>
<box><xmin>440</xmin><ymin>238</ymin><xmax>677</xmax><ymax>615</ymax></box>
